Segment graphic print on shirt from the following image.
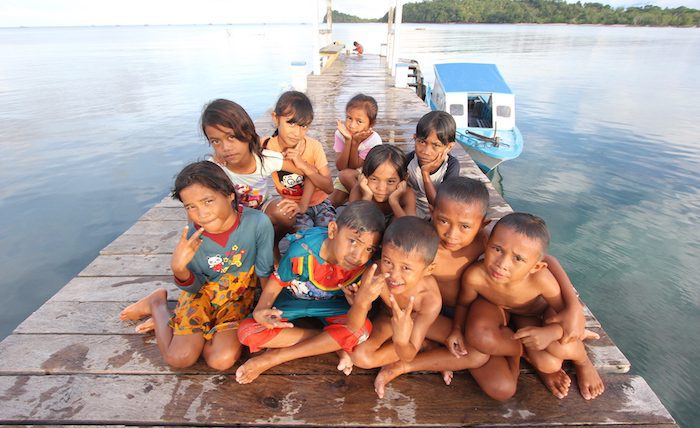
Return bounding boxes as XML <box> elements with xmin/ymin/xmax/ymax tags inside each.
<box><xmin>277</xmin><ymin>171</ymin><xmax>305</xmax><ymax>197</ymax></box>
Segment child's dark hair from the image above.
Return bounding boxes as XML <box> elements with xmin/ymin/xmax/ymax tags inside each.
<box><xmin>383</xmin><ymin>216</ymin><xmax>438</xmax><ymax>264</ymax></box>
<box><xmin>200</xmin><ymin>99</ymin><xmax>264</xmax><ymax>160</ymax></box>
<box><xmin>172</xmin><ymin>161</ymin><xmax>238</xmax><ymax>207</ymax></box>
<box><xmin>336</xmin><ymin>200</ymin><xmax>386</xmax><ymax>235</ymax></box>
<box><xmin>435</xmin><ymin>177</ymin><xmax>490</xmax><ymax>217</ymax></box>
<box><xmin>346</xmin><ymin>93</ymin><xmax>378</xmax><ymax>127</ymax></box>
<box><xmin>362</xmin><ymin>145</ymin><xmax>407</xmax><ymax>181</ymax></box>
<box><xmin>274</xmin><ymin>91</ymin><xmax>314</xmax><ymax>128</ymax></box>
<box><xmin>416</xmin><ymin>111</ymin><xmax>456</xmax><ymax>146</ymax></box>
<box><xmin>492</xmin><ymin>212</ymin><xmax>550</xmax><ymax>256</ymax></box>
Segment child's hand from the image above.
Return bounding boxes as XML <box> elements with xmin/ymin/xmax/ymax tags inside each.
<box><xmin>545</xmin><ymin>305</ymin><xmax>585</xmax><ymax>344</ymax></box>
<box><xmin>446</xmin><ymin>329</ymin><xmax>469</xmax><ymax>358</ymax></box>
<box><xmin>513</xmin><ymin>325</ymin><xmax>562</xmax><ymax>351</ymax></box>
<box><xmin>354</xmin><ymin>263</ymin><xmax>387</xmax><ymax>305</ymax></box>
<box><xmin>171</xmin><ymin>225</ymin><xmax>204</xmax><ymax>274</ymax></box>
<box><xmin>389</xmin><ymin>294</ymin><xmax>414</xmax><ymax>346</ymax></box>
<box><xmin>276</xmin><ymin>199</ymin><xmax>301</xmax><ymax>219</ymax></box>
<box><xmin>337</xmin><ymin>120</ymin><xmax>352</xmax><ymax>141</ymax></box>
<box><xmin>350</xmin><ymin>129</ymin><xmax>373</xmax><ymax>147</ymax></box>
<box><xmin>358</xmin><ymin>174</ymin><xmax>374</xmax><ymax>201</ymax></box>
<box><xmin>253</xmin><ymin>307</ymin><xmax>294</xmax><ymax>329</ymax></box>
<box><xmin>420</xmin><ymin>150</ymin><xmax>448</xmax><ymax>175</ymax></box>
<box><xmin>388</xmin><ymin>180</ymin><xmax>408</xmax><ymax>203</ymax></box>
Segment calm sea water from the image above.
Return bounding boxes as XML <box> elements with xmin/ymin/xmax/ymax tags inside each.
<box><xmin>0</xmin><ymin>23</ymin><xmax>697</xmax><ymax>425</ymax></box>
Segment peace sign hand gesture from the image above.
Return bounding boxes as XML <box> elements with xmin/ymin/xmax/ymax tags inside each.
<box><xmin>171</xmin><ymin>225</ymin><xmax>205</xmax><ymax>278</ymax></box>
<box><xmin>390</xmin><ymin>294</ymin><xmax>415</xmax><ymax>346</ymax></box>
<box><xmin>353</xmin><ymin>263</ymin><xmax>387</xmax><ymax>306</ymax></box>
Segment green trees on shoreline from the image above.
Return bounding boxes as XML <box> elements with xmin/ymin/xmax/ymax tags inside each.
<box><xmin>331</xmin><ymin>0</ymin><xmax>699</xmax><ymax>27</ymax></box>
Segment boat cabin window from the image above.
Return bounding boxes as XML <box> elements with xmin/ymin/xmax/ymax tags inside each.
<box><xmin>496</xmin><ymin>106</ymin><xmax>511</xmax><ymax>118</ymax></box>
<box><xmin>449</xmin><ymin>104</ymin><xmax>464</xmax><ymax>116</ymax></box>
<box><xmin>467</xmin><ymin>94</ymin><xmax>492</xmax><ymax>128</ymax></box>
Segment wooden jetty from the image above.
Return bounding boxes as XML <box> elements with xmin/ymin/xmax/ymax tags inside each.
<box><xmin>0</xmin><ymin>54</ymin><xmax>676</xmax><ymax>426</ymax></box>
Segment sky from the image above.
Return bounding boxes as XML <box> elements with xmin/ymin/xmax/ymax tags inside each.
<box><xmin>0</xmin><ymin>0</ymin><xmax>698</xmax><ymax>27</ymax></box>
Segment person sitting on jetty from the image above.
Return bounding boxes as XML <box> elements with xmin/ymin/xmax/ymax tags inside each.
<box><xmin>348</xmin><ymin>216</ymin><xmax>489</xmax><ymax>398</ymax></box>
<box><xmin>349</xmin><ymin>144</ymin><xmax>417</xmax><ymax>224</ymax></box>
<box><xmin>235</xmin><ymin>200</ymin><xmax>385</xmax><ymax>384</ymax></box>
<box><xmin>329</xmin><ymin>93</ymin><xmax>382</xmax><ymax>207</ymax></box>
<box><xmin>352</xmin><ymin>41</ymin><xmax>363</xmax><ymax>55</ymax></box>
<box><xmin>405</xmin><ymin>111</ymin><xmax>460</xmax><ymax>220</ymax></box>
<box><xmin>119</xmin><ymin>161</ymin><xmax>274</xmax><ymax>371</ymax></box>
<box><xmin>262</xmin><ymin>91</ymin><xmax>335</xmax><ymax>255</ymax></box>
<box><xmin>456</xmin><ymin>213</ymin><xmax>604</xmax><ymax>400</ymax></box>
<box><xmin>201</xmin><ymin>98</ymin><xmax>321</xmax><ymax>218</ymax></box>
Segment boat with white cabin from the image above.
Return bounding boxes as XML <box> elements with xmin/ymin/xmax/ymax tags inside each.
<box><xmin>426</xmin><ymin>62</ymin><xmax>524</xmax><ymax>172</ymax></box>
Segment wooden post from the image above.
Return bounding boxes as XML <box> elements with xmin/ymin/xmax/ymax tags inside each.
<box><xmin>312</xmin><ymin>0</ymin><xmax>321</xmax><ymax>75</ymax></box>
<box><xmin>391</xmin><ymin>0</ymin><xmax>404</xmax><ymax>77</ymax></box>
<box><xmin>386</xmin><ymin>6</ymin><xmax>395</xmax><ymax>71</ymax></box>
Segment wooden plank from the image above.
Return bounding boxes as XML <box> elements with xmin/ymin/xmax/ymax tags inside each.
<box><xmin>79</xmin><ymin>254</ymin><xmax>172</xmax><ymax>276</ymax></box>
<box><xmin>101</xmin><ymin>233</ymin><xmax>180</xmax><ymax>255</ymax></box>
<box><xmin>0</xmin><ymin>373</ymin><xmax>675</xmax><ymax>426</ymax></box>
<box><xmin>48</xmin><ymin>276</ymin><xmax>178</xmax><ymax>303</ymax></box>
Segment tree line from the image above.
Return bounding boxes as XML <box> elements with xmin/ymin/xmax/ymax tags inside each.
<box><xmin>330</xmin><ymin>0</ymin><xmax>699</xmax><ymax>27</ymax></box>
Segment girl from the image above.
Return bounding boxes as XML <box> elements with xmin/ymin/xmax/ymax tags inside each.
<box><xmin>329</xmin><ymin>93</ymin><xmax>383</xmax><ymax>207</ymax></box>
<box><xmin>119</xmin><ymin>161</ymin><xmax>274</xmax><ymax>370</ymax></box>
<box><xmin>200</xmin><ymin>98</ymin><xmax>318</xmax><ymax>219</ymax></box>
<box><xmin>262</xmin><ymin>91</ymin><xmax>335</xmax><ymax>237</ymax></box>
<box><xmin>349</xmin><ymin>145</ymin><xmax>416</xmax><ymax>224</ymax></box>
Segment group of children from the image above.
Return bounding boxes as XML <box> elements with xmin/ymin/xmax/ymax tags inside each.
<box><xmin>119</xmin><ymin>91</ymin><xmax>605</xmax><ymax>402</ymax></box>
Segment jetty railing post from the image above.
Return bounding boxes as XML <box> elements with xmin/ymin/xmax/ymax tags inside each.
<box><xmin>386</xmin><ymin>6</ymin><xmax>395</xmax><ymax>70</ymax></box>
<box><xmin>390</xmin><ymin>0</ymin><xmax>404</xmax><ymax>77</ymax></box>
<box><xmin>311</xmin><ymin>0</ymin><xmax>321</xmax><ymax>75</ymax></box>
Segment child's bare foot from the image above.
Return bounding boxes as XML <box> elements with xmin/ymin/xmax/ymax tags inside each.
<box><xmin>374</xmin><ymin>361</ymin><xmax>407</xmax><ymax>399</ymax></box>
<box><xmin>441</xmin><ymin>370</ymin><xmax>454</xmax><ymax>385</ymax></box>
<box><xmin>574</xmin><ymin>358</ymin><xmax>604</xmax><ymax>400</ymax></box>
<box><xmin>134</xmin><ymin>317</ymin><xmax>155</xmax><ymax>333</ymax></box>
<box><xmin>119</xmin><ymin>288</ymin><xmax>167</xmax><ymax>321</ymax></box>
<box><xmin>235</xmin><ymin>351</ymin><xmax>278</xmax><ymax>384</ymax></box>
<box><xmin>537</xmin><ymin>368</ymin><xmax>571</xmax><ymax>399</ymax></box>
<box><xmin>336</xmin><ymin>350</ymin><xmax>354</xmax><ymax>376</ymax></box>
<box><xmin>582</xmin><ymin>329</ymin><xmax>600</xmax><ymax>341</ymax></box>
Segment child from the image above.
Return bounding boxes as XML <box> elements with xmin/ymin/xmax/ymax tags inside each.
<box><xmin>352</xmin><ymin>41</ymin><xmax>363</xmax><ymax>55</ymax></box>
<box><xmin>262</xmin><ymin>91</ymin><xmax>335</xmax><ymax>240</ymax></box>
<box><xmin>406</xmin><ymin>111</ymin><xmax>461</xmax><ymax>220</ymax></box>
<box><xmin>234</xmin><ymin>200</ymin><xmax>386</xmax><ymax>384</ymax></box>
<box><xmin>458</xmin><ymin>213</ymin><xmax>604</xmax><ymax>400</ymax></box>
<box><xmin>329</xmin><ymin>94</ymin><xmax>382</xmax><ymax>207</ymax></box>
<box><xmin>349</xmin><ymin>144</ymin><xmax>416</xmax><ymax>224</ymax></box>
<box><xmin>201</xmin><ymin>98</ymin><xmax>320</xmax><ymax>219</ymax></box>
<box><xmin>348</xmin><ymin>216</ymin><xmax>489</xmax><ymax>398</ymax></box>
<box><xmin>373</xmin><ymin>179</ymin><xmax>590</xmax><ymax>398</ymax></box>
<box><xmin>119</xmin><ymin>161</ymin><xmax>274</xmax><ymax>370</ymax></box>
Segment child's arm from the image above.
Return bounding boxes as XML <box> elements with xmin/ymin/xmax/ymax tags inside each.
<box><xmin>334</xmin><ymin>123</ymin><xmax>354</xmax><ymax>170</ymax></box>
<box><xmin>513</xmin><ymin>272</ymin><xmax>565</xmax><ymax>350</ymax></box>
<box><xmin>446</xmin><ymin>266</ymin><xmax>480</xmax><ymax>358</ymax></box>
<box><xmin>388</xmin><ymin>181</ymin><xmax>417</xmax><ymax>218</ymax></box>
<box><xmin>350</xmin><ymin>175</ymin><xmax>374</xmax><ymax>202</ymax></box>
<box><xmin>345</xmin><ymin>263</ymin><xmax>386</xmax><ymax>331</ymax></box>
<box><xmin>285</xmin><ymin>145</ymin><xmax>334</xmax><ymax>194</ymax></box>
<box><xmin>170</xmin><ymin>225</ymin><xmax>205</xmax><ymax>292</ymax></box>
<box><xmin>297</xmin><ymin>180</ymin><xmax>315</xmax><ymax>214</ymax></box>
<box><xmin>389</xmin><ymin>290</ymin><xmax>441</xmax><ymax>362</ymax></box>
<box><xmin>420</xmin><ymin>151</ymin><xmax>448</xmax><ymax>207</ymax></box>
<box><xmin>543</xmin><ymin>255</ymin><xmax>585</xmax><ymax>343</ymax></box>
<box><xmin>347</xmin><ymin>130</ymin><xmax>373</xmax><ymax>169</ymax></box>
<box><xmin>251</xmin><ymin>277</ymin><xmax>293</xmax><ymax>329</ymax></box>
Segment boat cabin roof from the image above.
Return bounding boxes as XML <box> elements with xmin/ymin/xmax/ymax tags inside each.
<box><xmin>435</xmin><ymin>63</ymin><xmax>513</xmax><ymax>95</ymax></box>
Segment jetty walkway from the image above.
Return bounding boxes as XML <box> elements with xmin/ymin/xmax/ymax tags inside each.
<box><xmin>0</xmin><ymin>54</ymin><xmax>676</xmax><ymax>426</ymax></box>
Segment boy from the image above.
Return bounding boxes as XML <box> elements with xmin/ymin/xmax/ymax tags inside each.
<box><xmin>406</xmin><ymin>111</ymin><xmax>461</xmax><ymax>220</ymax></box>
<box><xmin>458</xmin><ymin>213</ymin><xmax>604</xmax><ymax>400</ymax></box>
<box><xmin>374</xmin><ymin>180</ymin><xmax>589</xmax><ymax>399</ymax></box>
<box><xmin>235</xmin><ymin>200</ymin><xmax>385</xmax><ymax>384</ymax></box>
<box><xmin>349</xmin><ymin>216</ymin><xmax>489</xmax><ymax>398</ymax></box>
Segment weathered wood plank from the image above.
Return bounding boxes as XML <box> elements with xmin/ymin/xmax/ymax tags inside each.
<box><xmin>101</xmin><ymin>233</ymin><xmax>180</xmax><ymax>255</ymax></box>
<box><xmin>0</xmin><ymin>373</ymin><xmax>675</xmax><ymax>426</ymax></box>
<box><xmin>48</xmin><ymin>276</ymin><xmax>178</xmax><ymax>302</ymax></box>
<box><xmin>80</xmin><ymin>255</ymin><xmax>172</xmax><ymax>276</ymax></box>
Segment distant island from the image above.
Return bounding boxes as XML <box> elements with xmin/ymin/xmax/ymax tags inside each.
<box><xmin>329</xmin><ymin>0</ymin><xmax>699</xmax><ymax>27</ymax></box>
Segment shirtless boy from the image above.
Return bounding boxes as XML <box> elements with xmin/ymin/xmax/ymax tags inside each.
<box><xmin>349</xmin><ymin>216</ymin><xmax>488</xmax><ymax>398</ymax></box>
<box><xmin>459</xmin><ymin>212</ymin><xmax>604</xmax><ymax>400</ymax></box>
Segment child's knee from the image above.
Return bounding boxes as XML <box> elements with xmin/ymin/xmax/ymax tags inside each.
<box><xmin>483</xmin><ymin>378</ymin><xmax>517</xmax><ymax>401</ymax></box>
<box><xmin>349</xmin><ymin>346</ymin><xmax>377</xmax><ymax>369</ymax></box>
<box><xmin>529</xmin><ymin>353</ymin><xmax>562</xmax><ymax>374</ymax></box>
<box><xmin>204</xmin><ymin>348</ymin><xmax>240</xmax><ymax>371</ymax></box>
<box><xmin>164</xmin><ymin>349</ymin><xmax>200</xmax><ymax>369</ymax></box>
<box><xmin>466</xmin><ymin>323</ymin><xmax>500</xmax><ymax>354</ymax></box>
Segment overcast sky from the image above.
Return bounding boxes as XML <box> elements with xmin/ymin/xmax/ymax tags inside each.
<box><xmin>1</xmin><ymin>0</ymin><xmax>698</xmax><ymax>27</ymax></box>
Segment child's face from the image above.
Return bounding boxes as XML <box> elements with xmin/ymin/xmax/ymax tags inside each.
<box><xmin>367</xmin><ymin>161</ymin><xmax>400</xmax><ymax>202</ymax></box>
<box><xmin>432</xmin><ymin>198</ymin><xmax>485</xmax><ymax>251</ymax></box>
<box><xmin>484</xmin><ymin>225</ymin><xmax>546</xmax><ymax>284</ymax></box>
<box><xmin>414</xmin><ymin>130</ymin><xmax>454</xmax><ymax>166</ymax></box>
<box><xmin>327</xmin><ymin>224</ymin><xmax>381</xmax><ymax>271</ymax></box>
<box><xmin>345</xmin><ymin>107</ymin><xmax>371</xmax><ymax>135</ymax></box>
<box><xmin>180</xmin><ymin>183</ymin><xmax>236</xmax><ymax>234</ymax></box>
<box><xmin>380</xmin><ymin>243</ymin><xmax>434</xmax><ymax>295</ymax></box>
<box><xmin>205</xmin><ymin>124</ymin><xmax>252</xmax><ymax>167</ymax></box>
<box><xmin>273</xmin><ymin>113</ymin><xmax>309</xmax><ymax>149</ymax></box>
